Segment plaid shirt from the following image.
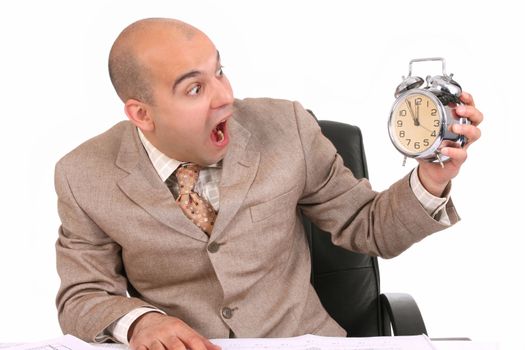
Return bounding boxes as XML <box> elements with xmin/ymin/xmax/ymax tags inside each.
<box><xmin>138</xmin><ymin>130</ymin><xmax>221</xmax><ymax>210</ymax></box>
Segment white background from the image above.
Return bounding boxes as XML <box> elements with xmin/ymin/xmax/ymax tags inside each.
<box><xmin>0</xmin><ymin>1</ymin><xmax>522</xmax><ymax>348</ymax></box>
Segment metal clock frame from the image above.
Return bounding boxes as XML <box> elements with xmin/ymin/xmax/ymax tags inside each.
<box><xmin>388</xmin><ymin>57</ymin><xmax>469</xmax><ymax>166</ymax></box>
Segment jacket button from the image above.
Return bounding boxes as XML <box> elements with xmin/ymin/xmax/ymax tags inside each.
<box><xmin>221</xmin><ymin>307</ymin><xmax>233</xmax><ymax>319</ymax></box>
<box><xmin>207</xmin><ymin>242</ymin><xmax>220</xmax><ymax>253</ymax></box>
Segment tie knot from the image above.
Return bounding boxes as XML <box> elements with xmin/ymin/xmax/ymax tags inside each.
<box><xmin>175</xmin><ymin>163</ymin><xmax>201</xmax><ymax>194</ymax></box>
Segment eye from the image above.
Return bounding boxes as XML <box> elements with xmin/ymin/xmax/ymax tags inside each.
<box><xmin>187</xmin><ymin>84</ymin><xmax>202</xmax><ymax>96</ymax></box>
<box><xmin>216</xmin><ymin>65</ymin><xmax>224</xmax><ymax>77</ymax></box>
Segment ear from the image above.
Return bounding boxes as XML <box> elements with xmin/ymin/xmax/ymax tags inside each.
<box><xmin>124</xmin><ymin>98</ymin><xmax>154</xmax><ymax>132</ymax></box>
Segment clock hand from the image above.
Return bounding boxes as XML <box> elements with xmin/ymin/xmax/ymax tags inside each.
<box><xmin>405</xmin><ymin>99</ymin><xmax>419</xmax><ymax>126</ymax></box>
<box><xmin>418</xmin><ymin>122</ymin><xmax>433</xmax><ymax>133</ymax></box>
<box><xmin>415</xmin><ymin>104</ymin><xmax>420</xmax><ymax>124</ymax></box>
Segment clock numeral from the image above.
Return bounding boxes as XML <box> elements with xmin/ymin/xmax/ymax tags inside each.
<box><xmin>415</xmin><ymin>97</ymin><xmax>422</xmax><ymax>106</ymax></box>
<box><xmin>397</xmin><ymin>120</ymin><xmax>403</xmax><ymax>127</ymax></box>
<box><xmin>399</xmin><ymin>131</ymin><xmax>405</xmax><ymax>138</ymax></box>
<box><xmin>414</xmin><ymin>142</ymin><xmax>420</xmax><ymax>150</ymax></box>
<box><xmin>433</xmin><ymin>120</ymin><xmax>440</xmax><ymax>127</ymax></box>
<box><xmin>431</xmin><ymin>130</ymin><xmax>436</xmax><ymax>137</ymax></box>
<box><xmin>399</xmin><ymin>109</ymin><xmax>407</xmax><ymax>117</ymax></box>
<box><xmin>423</xmin><ymin>139</ymin><xmax>429</xmax><ymax>147</ymax></box>
<box><xmin>431</xmin><ymin>109</ymin><xmax>437</xmax><ymax>116</ymax></box>
<box><xmin>406</xmin><ymin>139</ymin><xmax>411</xmax><ymax>146</ymax></box>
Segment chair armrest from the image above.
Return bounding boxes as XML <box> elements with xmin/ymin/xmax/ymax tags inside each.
<box><xmin>380</xmin><ymin>293</ymin><xmax>428</xmax><ymax>336</ymax></box>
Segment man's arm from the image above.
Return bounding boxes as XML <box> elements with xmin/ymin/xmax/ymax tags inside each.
<box><xmin>293</xmin><ymin>97</ymin><xmax>480</xmax><ymax>258</ymax></box>
<box><xmin>410</xmin><ymin>168</ymin><xmax>451</xmax><ymax>226</ymax></box>
<box><xmin>55</xmin><ymin>162</ymin><xmax>154</xmax><ymax>341</ymax></box>
<box><xmin>55</xmin><ymin>158</ymin><xmax>220</xmax><ymax>350</ymax></box>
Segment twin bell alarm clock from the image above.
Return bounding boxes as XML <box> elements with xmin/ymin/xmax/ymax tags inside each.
<box><xmin>388</xmin><ymin>57</ymin><xmax>469</xmax><ymax>167</ymax></box>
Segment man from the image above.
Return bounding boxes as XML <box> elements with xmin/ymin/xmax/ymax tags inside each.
<box><xmin>55</xmin><ymin>18</ymin><xmax>482</xmax><ymax>350</ymax></box>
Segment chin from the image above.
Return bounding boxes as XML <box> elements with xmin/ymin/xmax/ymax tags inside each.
<box><xmin>199</xmin><ymin>151</ymin><xmax>227</xmax><ymax>167</ymax></box>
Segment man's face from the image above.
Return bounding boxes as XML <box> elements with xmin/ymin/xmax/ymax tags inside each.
<box><xmin>140</xmin><ymin>31</ymin><xmax>234</xmax><ymax>166</ymax></box>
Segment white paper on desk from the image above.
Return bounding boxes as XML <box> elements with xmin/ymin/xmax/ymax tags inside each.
<box><xmin>210</xmin><ymin>334</ymin><xmax>436</xmax><ymax>350</ymax></box>
<box><xmin>0</xmin><ymin>334</ymin><xmax>96</xmax><ymax>350</ymax></box>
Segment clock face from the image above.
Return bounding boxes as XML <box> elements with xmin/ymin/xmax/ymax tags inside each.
<box><xmin>390</xmin><ymin>91</ymin><xmax>442</xmax><ymax>155</ymax></box>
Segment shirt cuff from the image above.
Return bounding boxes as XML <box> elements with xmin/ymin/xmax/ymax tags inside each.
<box><xmin>97</xmin><ymin>307</ymin><xmax>166</xmax><ymax>344</ymax></box>
<box><xmin>409</xmin><ymin>167</ymin><xmax>451</xmax><ymax>226</ymax></box>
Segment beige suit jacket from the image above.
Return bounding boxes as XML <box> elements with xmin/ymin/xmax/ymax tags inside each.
<box><xmin>55</xmin><ymin>98</ymin><xmax>458</xmax><ymax>341</ymax></box>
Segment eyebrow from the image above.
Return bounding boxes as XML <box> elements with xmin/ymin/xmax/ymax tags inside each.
<box><xmin>172</xmin><ymin>51</ymin><xmax>221</xmax><ymax>92</ymax></box>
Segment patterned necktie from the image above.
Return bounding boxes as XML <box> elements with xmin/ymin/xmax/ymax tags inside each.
<box><xmin>169</xmin><ymin>163</ymin><xmax>217</xmax><ymax>235</ymax></box>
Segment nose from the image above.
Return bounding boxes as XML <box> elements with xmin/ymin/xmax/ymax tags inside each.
<box><xmin>210</xmin><ymin>76</ymin><xmax>234</xmax><ymax>110</ymax></box>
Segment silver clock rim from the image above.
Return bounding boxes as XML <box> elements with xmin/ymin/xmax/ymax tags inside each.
<box><xmin>388</xmin><ymin>88</ymin><xmax>447</xmax><ymax>160</ymax></box>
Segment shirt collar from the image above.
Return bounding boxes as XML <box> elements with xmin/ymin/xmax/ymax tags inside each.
<box><xmin>137</xmin><ymin>128</ymin><xmax>221</xmax><ymax>182</ymax></box>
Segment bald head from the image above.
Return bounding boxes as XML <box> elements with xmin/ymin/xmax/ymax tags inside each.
<box><xmin>108</xmin><ymin>18</ymin><xmax>202</xmax><ymax>104</ymax></box>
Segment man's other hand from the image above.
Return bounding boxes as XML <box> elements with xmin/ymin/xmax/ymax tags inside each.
<box><xmin>128</xmin><ymin>313</ymin><xmax>221</xmax><ymax>350</ymax></box>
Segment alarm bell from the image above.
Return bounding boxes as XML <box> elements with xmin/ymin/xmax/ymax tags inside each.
<box><xmin>394</xmin><ymin>57</ymin><xmax>463</xmax><ymax>99</ymax></box>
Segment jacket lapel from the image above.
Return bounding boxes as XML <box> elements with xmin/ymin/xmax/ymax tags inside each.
<box><xmin>115</xmin><ymin>125</ymin><xmax>209</xmax><ymax>242</ymax></box>
<box><xmin>212</xmin><ymin>118</ymin><xmax>260</xmax><ymax>240</ymax></box>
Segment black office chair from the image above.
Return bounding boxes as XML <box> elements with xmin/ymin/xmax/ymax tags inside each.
<box><xmin>303</xmin><ymin>119</ymin><xmax>428</xmax><ymax>337</ymax></box>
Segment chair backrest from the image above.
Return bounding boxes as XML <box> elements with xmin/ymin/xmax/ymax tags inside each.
<box><xmin>303</xmin><ymin>120</ymin><xmax>386</xmax><ymax>337</ymax></box>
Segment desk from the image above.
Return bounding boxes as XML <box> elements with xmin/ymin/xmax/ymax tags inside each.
<box><xmin>91</xmin><ymin>343</ymin><xmax>499</xmax><ymax>350</ymax></box>
<box><xmin>91</xmin><ymin>337</ymin><xmax>499</xmax><ymax>350</ymax></box>
<box><xmin>1</xmin><ymin>336</ymin><xmax>500</xmax><ymax>350</ymax></box>
<box><xmin>92</xmin><ymin>341</ymin><xmax>499</xmax><ymax>350</ymax></box>
<box><xmin>432</xmin><ymin>340</ymin><xmax>498</xmax><ymax>350</ymax></box>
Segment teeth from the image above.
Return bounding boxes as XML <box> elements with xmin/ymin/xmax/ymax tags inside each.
<box><xmin>216</xmin><ymin>130</ymin><xmax>224</xmax><ymax>142</ymax></box>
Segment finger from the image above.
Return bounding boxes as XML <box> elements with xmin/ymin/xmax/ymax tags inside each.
<box><xmin>452</xmin><ymin>123</ymin><xmax>481</xmax><ymax>146</ymax></box>
<box><xmin>460</xmin><ymin>91</ymin><xmax>475</xmax><ymax>107</ymax></box>
<box><xmin>170</xmin><ymin>322</ymin><xmax>211</xmax><ymax>350</ymax></box>
<box><xmin>455</xmin><ymin>105</ymin><xmax>483</xmax><ymax>127</ymax></box>
<box><xmin>150</xmin><ymin>339</ymin><xmax>166</xmax><ymax>350</ymax></box>
<box><xmin>132</xmin><ymin>339</ymin><xmax>152</xmax><ymax>350</ymax></box>
<box><xmin>162</xmin><ymin>335</ymin><xmax>187</xmax><ymax>350</ymax></box>
<box><xmin>189</xmin><ymin>336</ymin><xmax>221</xmax><ymax>350</ymax></box>
<box><xmin>181</xmin><ymin>335</ymin><xmax>209</xmax><ymax>350</ymax></box>
<box><xmin>441</xmin><ymin>146</ymin><xmax>467</xmax><ymax>167</ymax></box>
<box><xmin>205</xmin><ymin>339</ymin><xmax>222</xmax><ymax>350</ymax></box>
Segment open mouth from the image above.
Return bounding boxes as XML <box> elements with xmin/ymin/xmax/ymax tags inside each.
<box><xmin>211</xmin><ymin>120</ymin><xmax>227</xmax><ymax>144</ymax></box>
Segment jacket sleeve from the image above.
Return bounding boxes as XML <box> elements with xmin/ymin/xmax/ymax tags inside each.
<box><xmin>54</xmin><ymin>161</ymin><xmax>154</xmax><ymax>341</ymax></box>
<box><xmin>293</xmin><ymin>101</ymin><xmax>459</xmax><ymax>258</ymax></box>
